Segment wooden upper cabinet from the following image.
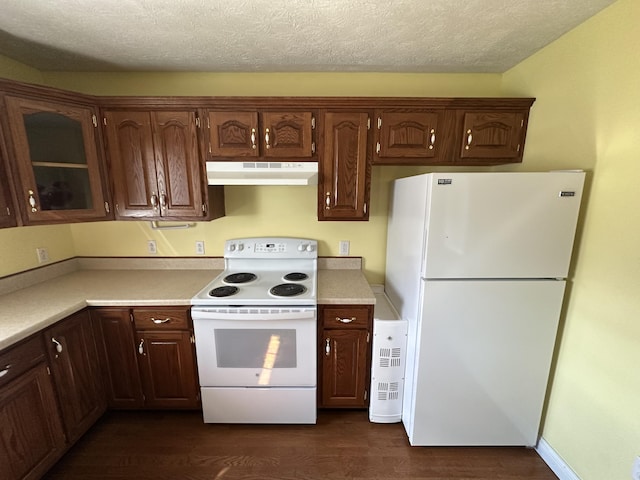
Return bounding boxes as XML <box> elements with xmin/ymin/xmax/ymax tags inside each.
<box><xmin>373</xmin><ymin>110</ymin><xmax>442</xmax><ymax>164</ymax></box>
<box><xmin>458</xmin><ymin>110</ymin><xmax>527</xmax><ymax>162</ymax></box>
<box><xmin>103</xmin><ymin>110</ymin><xmax>208</xmax><ymax>219</ymax></box>
<box><xmin>3</xmin><ymin>96</ymin><xmax>111</xmax><ymax>224</ymax></box>
<box><xmin>207</xmin><ymin>110</ymin><xmax>315</xmax><ymax>159</ymax></box>
<box><xmin>319</xmin><ymin>111</ymin><xmax>371</xmax><ymax>221</ymax></box>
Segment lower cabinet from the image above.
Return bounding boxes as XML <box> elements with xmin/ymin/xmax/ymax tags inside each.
<box><xmin>92</xmin><ymin>306</ymin><xmax>200</xmax><ymax>409</ymax></box>
<box><xmin>44</xmin><ymin>310</ymin><xmax>106</xmax><ymax>444</ymax></box>
<box><xmin>318</xmin><ymin>305</ymin><xmax>373</xmax><ymax>408</ymax></box>
<box><xmin>0</xmin><ymin>337</ymin><xmax>65</xmax><ymax>480</ymax></box>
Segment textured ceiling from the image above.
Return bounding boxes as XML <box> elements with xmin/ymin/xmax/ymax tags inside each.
<box><xmin>0</xmin><ymin>0</ymin><xmax>617</xmax><ymax>73</ymax></box>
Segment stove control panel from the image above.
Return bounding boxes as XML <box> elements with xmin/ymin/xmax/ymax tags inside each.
<box><xmin>224</xmin><ymin>237</ymin><xmax>318</xmax><ymax>259</ymax></box>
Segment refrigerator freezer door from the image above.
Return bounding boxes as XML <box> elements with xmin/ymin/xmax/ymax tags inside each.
<box><xmin>404</xmin><ymin>279</ymin><xmax>566</xmax><ymax>446</ymax></box>
<box><xmin>423</xmin><ymin>172</ymin><xmax>585</xmax><ymax>279</ymax></box>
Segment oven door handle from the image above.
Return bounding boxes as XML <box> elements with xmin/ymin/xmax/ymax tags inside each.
<box><xmin>191</xmin><ymin>309</ymin><xmax>316</xmax><ymax>321</ymax></box>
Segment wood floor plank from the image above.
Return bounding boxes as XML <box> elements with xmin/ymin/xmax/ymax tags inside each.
<box><xmin>44</xmin><ymin>410</ymin><xmax>557</xmax><ymax>479</ymax></box>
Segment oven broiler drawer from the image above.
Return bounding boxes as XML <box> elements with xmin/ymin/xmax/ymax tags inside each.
<box><xmin>132</xmin><ymin>307</ymin><xmax>190</xmax><ymax>330</ymax></box>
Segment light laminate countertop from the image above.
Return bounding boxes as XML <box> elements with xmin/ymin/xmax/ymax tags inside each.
<box><xmin>0</xmin><ymin>268</ymin><xmax>375</xmax><ymax>351</ymax></box>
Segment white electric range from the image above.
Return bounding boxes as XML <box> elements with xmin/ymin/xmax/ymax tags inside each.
<box><xmin>191</xmin><ymin>237</ymin><xmax>318</xmax><ymax>424</ymax></box>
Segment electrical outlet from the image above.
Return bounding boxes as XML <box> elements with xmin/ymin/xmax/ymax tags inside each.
<box><xmin>339</xmin><ymin>240</ymin><xmax>350</xmax><ymax>256</ymax></box>
<box><xmin>631</xmin><ymin>456</ymin><xmax>640</xmax><ymax>480</ymax></box>
<box><xmin>147</xmin><ymin>240</ymin><xmax>157</xmax><ymax>255</ymax></box>
<box><xmin>36</xmin><ymin>247</ymin><xmax>49</xmax><ymax>264</ymax></box>
<box><xmin>195</xmin><ymin>241</ymin><xmax>205</xmax><ymax>255</ymax></box>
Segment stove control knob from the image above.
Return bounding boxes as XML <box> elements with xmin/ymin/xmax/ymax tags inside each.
<box><xmin>306</xmin><ymin>244</ymin><xmax>315</xmax><ymax>252</ymax></box>
<box><xmin>298</xmin><ymin>244</ymin><xmax>307</xmax><ymax>252</ymax></box>
<box><xmin>228</xmin><ymin>243</ymin><xmax>236</xmax><ymax>252</ymax></box>
<box><xmin>237</xmin><ymin>243</ymin><xmax>244</xmax><ymax>251</ymax></box>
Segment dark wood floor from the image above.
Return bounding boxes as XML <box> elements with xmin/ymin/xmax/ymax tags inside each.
<box><xmin>45</xmin><ymin>410</ymin><xmax>558</xmax><ymax>480</ymax></box>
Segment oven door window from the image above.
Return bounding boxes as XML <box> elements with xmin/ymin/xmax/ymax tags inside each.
<box><xmin>215</xmin><ymin>329</ymin><xmax>297</xmax><ymax>368</ymax></box>
<box><xmin>192</xmin><ymin>315</ymin><xmax>316</xmax><ymax>387</ymax></box>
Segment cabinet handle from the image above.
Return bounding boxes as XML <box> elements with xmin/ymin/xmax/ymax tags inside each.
<box><xmin>429</xmin><ymin>129</ymin><xmax>436</xmax><ymax>150</ymax></box>
<box><xmin>27</xmin><ymin>190</ymin><xmax>38</xmax><ymax>213</ymax></box>
<box><xmin>265</xmin><ymin>128</ymin><xmax>271</xmax><ymax>149</ymax></box>
<box><xmin>160</xmin><ymin>193</ymin><xmax>167</xmax><ymax>207</ymax></box>
<box><xmin>465</xmin><ymin>129</ymin><xmax>473</xmax><ymax>150</ymax></box>
<box><xmin>151</xmin><ymin>317</ymin><xmax>171</xmax><ymax>324</ymax></box>
<box><xmin>325</xmin><ymin>192</ymin><xmax>331</xmax><ymax>210</ymax></box>
<box><xmin>0</xmin><ymin>365</ymin><xmax>11</xmax><ymax>378</ymax></box>
<box><xmin>376</xmin><ymin>142</ymin><xmax>381</xmax><ymax>154</ymax></box>
<box><xmin>336</xmin><ymin>316</ymin><xmax>356</xmax><ymax>324</ymax></box>
<box><xmin>51</xmin><ymin>337</ymin><xmax>63</xmax><ymax>354</ymax></box>
<box><xmin>150</xmin><ymin>194</ymin><xmax>158</xmax><ymax>209</ymax></box>
<box><xmin>138</xmin><ymin>339</ymin><xmax>145</xmax><ymax>355</ymax></box>
<box><xmin>251</xmin><ymin>128</ymin><xmax>257</xmax><ymax>149</ymax></box>
<box><xmin>325</xmin><ymin>338</ymin><xmax>331</xmax><ymax>356</ymax></box>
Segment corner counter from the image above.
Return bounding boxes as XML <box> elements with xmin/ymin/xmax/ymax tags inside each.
<box><xmin>0</xmin><ymin>257</ymin><xmax>375</xmax><ymax>351</ymax></box>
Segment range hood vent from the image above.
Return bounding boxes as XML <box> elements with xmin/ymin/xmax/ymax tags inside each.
<box><xmin>206</xmin><ymin>161</ymin><xmax>318</xmax><ymax>186</ymax></box>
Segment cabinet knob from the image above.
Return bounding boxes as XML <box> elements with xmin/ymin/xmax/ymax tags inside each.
<box><xmin>51</xmin><ymin>337</ymin><xmax>63</xmax><ymax>357</ymax></box>
<box><xmin>27</xmin><ymin>190</ymin><xmax>38</xmax><ymax>213</ymax></box>
<box><xmin>150</xmin><ymin>194</ymin><xmax>159</xmax><ymax>209</ymax></box>
<box><xmin>160</xmin><ymin>193</ymin><xmax>167</xmax><ymax>207</ymax></box>
<box><xmin>138</xmin><ymin>339</ymin><xmax>145</xmax><ymax>355</ymax></box>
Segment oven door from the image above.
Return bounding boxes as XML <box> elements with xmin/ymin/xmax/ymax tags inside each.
<box><xmin>191</xmin><ymin>306</ymin><xmax>316</xmax><ymax>387</ymax></box>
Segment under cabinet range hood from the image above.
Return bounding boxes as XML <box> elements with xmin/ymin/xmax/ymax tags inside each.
<box><xmin>206</xmin><ymin>161</ymin><xmax>318</xmax><ymax>186</ymax></box>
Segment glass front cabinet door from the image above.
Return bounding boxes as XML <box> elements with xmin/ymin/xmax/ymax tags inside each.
<box><xmin>4</xmin><ymin>96</ymin><xmax>110</xmax><ymax>224</ymax></box>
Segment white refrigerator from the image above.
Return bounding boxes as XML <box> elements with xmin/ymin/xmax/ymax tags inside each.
<box><xmin>384</xmin><ymin>171</ymin><xmax>585</xmax><ymax>447</ymax></box>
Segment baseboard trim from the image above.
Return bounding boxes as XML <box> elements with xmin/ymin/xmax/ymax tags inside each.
<box><xmin>536</xmin><ymin>437</ymin><xmax>581</xmax><ymax>480</ymax></box>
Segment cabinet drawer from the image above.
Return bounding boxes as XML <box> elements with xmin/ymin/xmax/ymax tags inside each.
<box><xmin>0</xmin><ymin>336</ymin><xmax>46</xmax><ymax>388</ymax></box>
<box><xmin>322</xmin><ymin>307</ymin><xmax>370</xmax><ymax>329</ymax></box>
<box><xmin>132</xmin><ymin>308</ymin><xmax>190</xmax><ymax>330</ymax></box>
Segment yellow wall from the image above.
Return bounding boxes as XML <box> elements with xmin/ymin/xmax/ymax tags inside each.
<box><xmin>1</xmin><ymin>69</ymin><xmax>504</xmax><ymax>282</ymax></box>
<box><xmin>502</xmin><ymin>0</ymin><xmax>640</xmax><ymax>479</ymax></box>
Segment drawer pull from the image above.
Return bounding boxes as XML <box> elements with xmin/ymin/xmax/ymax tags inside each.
<box><xmin>151</xmin><ymin>317</ymin><xmax>172</xmax><ymax>324</ymax></box>
<box><xmin>336</xmin><ymin>316</ymin><xmax>356</xmax><ymax>324</ymax></box>
<box><xmin>138</xmin><ymin>339</ymin><xmax>145</xmax><ymax>355</ymax></box>
<box><xmin>0</xmin><ymin>365</ymin><xmax>11</xmax><ymax>377</ymax></box>
<box><xmin>325</xmin><ymin>338</ymin><xmax>331</xmax><ymax>356</ymax></box>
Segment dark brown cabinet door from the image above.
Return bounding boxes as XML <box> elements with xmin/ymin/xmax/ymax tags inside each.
<box><xmin>318</xmin><ymin>305</ymin><xmax>373</xmax><ymax>408</ymax></box>
<box><xmin>373</xmin><ymin>110</ymin><xmax>441</xmax><ymax>163</ymax></box>
<box><xmin>104</xmin><ymin>110</ymin><xmax>207</xmax><ymax>219</ymax></box>
<box><xmin>319</xmin><ymin>111</ymin><xmax>370</xmax><ymax>221</ymax></box>
<box><xmin>103</xmin><ymin>111</ymin><xmax>158</xmax><ymax>218</ymax></box>
<box><xmin>459</xmin><ymin>111</ymin><xmax>527</xmax><ymax>161</ymax></box>
<box><xmin>0</xmin><ymin>166</ymin><xmax>16</xmax><ymax>229</ymax></box>
<box><xmin>4</xmin><ymin>96</ymin><xmax>110</xmax><ymax>224</ymax></box>
<box><xmin>44</xmin><ymin>310</ymin><xmax>106</xmax><ymax>444</ymax></box>
<box><xmin>262</xmin><ymin>112</ymin><xmax>314</xmax><ymax>158</ymax></box>
<box><xmin>135</xmin><ymin>330</ymin><xmax>199</xmax><ymax>409</ymax></box>
<box><xmin>207</xmin><ymin>110</ymin><xmax>315</xmax><ymax>159</ymax></box>
<box><xmin>321</xmin><ymin>329</ymin><xmax>369</xmax><ymax>407</ymax></box>
<box><xmin>0</xmin><ymin>363</ymin><xmax>65</xmax><ymax>480</ymax></box>
<box><xmin>91</xmin><ymin>308</ymin><xmax>144</xmax><ymax>409</ymax></box>
<box><xmin>208</xmin><ymin>111</ymin><xmax>259</xmax><ymax>157</ymax></box>
<box><xmin>153</xmin><ymin>111</ymin><xmax>204</xmax><ymax>217</ymax></box>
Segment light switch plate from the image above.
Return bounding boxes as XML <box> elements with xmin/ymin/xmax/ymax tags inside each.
<box><xmin>147</xmin><ymin>240</ymin><xmax>157</xmax><ymax>255</ymax></box>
